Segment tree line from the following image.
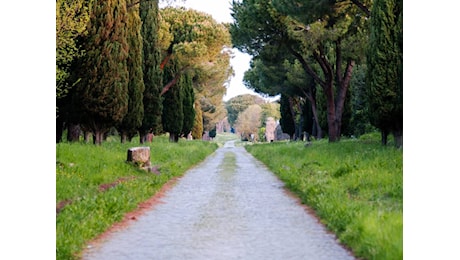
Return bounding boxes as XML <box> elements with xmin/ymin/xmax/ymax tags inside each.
<box><xmin>56</xmin><ymin>0</ymin><xmax>233</xmax><ymax>144</ymax></box>
<box><xmin>229</xmin><ymin>0</ymin><xmax>402</xmax><ymax>147</ymax></box>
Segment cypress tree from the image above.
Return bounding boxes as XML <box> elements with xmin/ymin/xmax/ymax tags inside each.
<box><xmin>139</xmin><ymin>0</ymin><xmax>163</xmax><ymax>142</ymax></box>
<box><xmin>191</xmin><ymin>100</ymin><xmax>204</xmax><ymax>140</ymax></box>
<box><xmin>367</xmin><ymin>0</ymin><xmax>403</xmax><ymax>147</ymax></box>
<box><xmin>76</xmin><ymin>0</ymin><xmax>129</xmax><ymax>145</ymax></box>
<box><xmin>118</xmin><ymin>1</ymin><xmax>145</xmax><ymax>143</ymax></box>
<box><xmin>162</xmin><ymin>61</ymin><xmax>183</xmax><ymax>142</ymax></box>
<box><xmin>181</xmin><ymin>73</ymin><xmax>195</xmax><ymax>137</ymax></box>
<box><xmin>279</xmin><ymin>94</ymin><xmax>295</xmax><ymax>139</ymax></box>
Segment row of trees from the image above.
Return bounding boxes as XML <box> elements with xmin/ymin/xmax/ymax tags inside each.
<box><xmin>225</xmin><ymin>94</ymin><xmax>280</xmax><ymax>141</ymax></box>
<box><xmin>230</xmin><ymin>0</ymin><xmax>402</xmax><ymax>147</ymax></box>
<box><xmin>56</xmin><ymin>0</ymin><xmax>233</xmax><ymax>144</ymax></box>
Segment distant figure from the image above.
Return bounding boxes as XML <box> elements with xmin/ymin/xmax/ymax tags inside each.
<box><xmin>187</xmin><ymin>131</ymin><xmax>193</xmax><ymax>140</ymax></box>
<box><xmin>146</xmin><ymin>133</ymin><xmax>154</xmax><ymax>143</ymax></box>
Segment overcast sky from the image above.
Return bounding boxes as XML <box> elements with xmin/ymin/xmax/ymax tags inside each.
<box><xmin>167</xmin><ymin>0</ymin><xmax>278</xmax><ymax>101</ymax></box>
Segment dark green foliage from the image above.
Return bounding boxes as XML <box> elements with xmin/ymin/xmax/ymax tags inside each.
<box><xmin>182</xmin><ymin>73</ymin><xmax>195</xmax><ymax>136</ymax></box>
<box><xmin>209</xmin><ymin>128</ymin><xmax>217</xmax><ymax>138</ymax></box>
<box><xmin>350</xmin><ymin>65</ymin><xmax>374</xmax><ymax>137</ymax></box>
<box><xmin>139</xmin><ymin>0</ymin><xmax>163</xmax><ymax>138</ymax></box>
<box><xmin>341</xmin><ymin>85</ymin><xmax>353</xmax><ymax>136</ymax></box>
<box><xmin>162</xmin><ymin>62</ymin><xmax>183</xmax><ymax>142</ymax></box>
<box><xmin>366</xmin><ymin>0</ymin><xmax>403</xmax><ymax>146</ymax></box>
<box><xmin>272</xmin><ymin>0</ymin><xmax>336</xmax><ymax>25</ymax></box>
<box><xmin>118</xmin><ymin>3</ymin><xmax>145</xmax><ymax>142</ymax></box>
<box><xmin>302</xmin><ymin>100</ymin><xmax>314</xmax><ymax>137</ymax></box>
<box><xmin>279</xmin><ymin>94</ymin><xmax>296</xmax><ymax>138</ymax></box>
<box><xmin>230</xmin><ymin>0</ymin><xmax>288</xmax><ymax>57</ymax></box>
<box><xmin>76</xmin><ymin>0</ymin><xmax>129</xmax><ymax>144</ymax></box>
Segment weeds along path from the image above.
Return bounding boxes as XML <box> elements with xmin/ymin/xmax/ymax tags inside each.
<box><xmin>83</xmin><ymin>141</ymin><xmax>355</xmax><ymax>259</ymax></box>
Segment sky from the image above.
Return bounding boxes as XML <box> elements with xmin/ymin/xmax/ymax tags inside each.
<box><xmin>167</xmin><ymin>0</ymin><xmax>279</xmax><ymax>101</ymax></box>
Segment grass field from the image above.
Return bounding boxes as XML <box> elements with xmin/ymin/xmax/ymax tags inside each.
<box><xmin>56</xmin><ymin>136</ymin><xmax>217</xmax><ymax>259</ymax></box>
<box><xmin>245</xmin><ymin>133</ymin><xmax>403</xmax><ymax>260</ymax></box>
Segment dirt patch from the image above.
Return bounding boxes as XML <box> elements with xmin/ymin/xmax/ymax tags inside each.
<box><xmin>56</xmin><ymin>199</ymin><xmax>73</xmax><ymax>215</ymax></box>
<box><xmin>56</xmin><ymin>176</ymin><xmax>139</xmax><ymax>216</ymax></box>
<box><xmin>98</xmin><ymin>176</ymin><xmax>137</xmax><ymax>192</ymax></box>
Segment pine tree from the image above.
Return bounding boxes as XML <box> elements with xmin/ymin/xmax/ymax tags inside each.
<box><xmin>367</xmin><ymin>0</ymin><xmax>403</xmax><ymax>147</ymax></box>
<box><xmin>139</xmin><ymin>0</ymin><xmax>163</xmax><ymax>142</ymax></box>
<box><xmin>118</xmin><ymin>1</ymin><xmax>145</xmax><ymax>143</ymax></box>
<box><xmin>76</xmin><ymin>0</ymin><xmax>129</xmax><ymax>145</ymax></box>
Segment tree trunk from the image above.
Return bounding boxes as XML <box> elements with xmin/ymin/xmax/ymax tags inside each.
<box><xmin>324</xmin><ymin>80</ymin><xmax>339</xmax><ymax>142</ymax></box>
<box><xmin>381</xmin><ymin>129</ymin><xmax>389</xmax><ymax>146</ymax></box>
<box><xmin>121</xmin><ymin>132</ymin><xmax>128</xmax><ymax>143</ymax></box>
<box><xmin>84</xmin><ymin>131</ymin><xmax>93</xmax><ymax>143</ymax></box>
<box><xmin>67</xmin><ymin>123</ymin><xmax>81</xmax><ymax>142</ymax></box>
<box><xmin>169</xmin><ymin>133</ymin><xmax>179</xmax><ymax>142</ymax></box>
<box><xmin>288</xmin><ymin>97</ymin><xmax>297</xmax><ymax>140</ymax></box>
<box><xmin>94</xmin><ymin>130</ymin><xmax>105</xmax><ymax>145</ymax></box>
<box><xmin>393</xmin><ymin>129</ymin><xmax>403</xmax><ymax>148</ymax></box>
<box><xmin>56</xmin><ymin>119</ymin><xmax>64</xmax><ymax>143</ymax></box>
<box><xmin>305</xmin><ymin>93</ymin><xmax>322</xmax><ymax>140</ymax></box>
<box><xmin>139</xmin><ymin>131</ymin><xmax>147</xmax><ymax>144</ymax></box>
<box><xmin>334</xmin><ymin>60</ymin><xmax>355</xmax><ymax>139</ymax></box>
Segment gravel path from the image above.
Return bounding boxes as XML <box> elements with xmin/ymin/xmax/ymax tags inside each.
<box><xmin>83</xmin><ymin>141</ymin><xmax>355</xmax><ymax>260</ymax></box>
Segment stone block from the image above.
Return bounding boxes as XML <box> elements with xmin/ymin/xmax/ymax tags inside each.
<box><xmin>127</xmin><ymin>147</ymin><xmax>151</xmax><ymax>167</ymax></box>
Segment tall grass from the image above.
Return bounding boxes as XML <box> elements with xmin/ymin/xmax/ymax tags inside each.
<box><xmin>56</xmin><ymin>136</ymin><xmax>217</xmax><ymax>259</ymax></box>
<box><xmin>245</xmin><ymin>134</ymin><xmax>403</xmax><ymax>260</ymax></box>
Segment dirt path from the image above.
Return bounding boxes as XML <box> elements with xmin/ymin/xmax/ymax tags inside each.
<box><xmin>82</xmin><ymin>141</ymin><xmax>355</xmax><ymax>259</ymax></box>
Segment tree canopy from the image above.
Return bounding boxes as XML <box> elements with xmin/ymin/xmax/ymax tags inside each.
<box><xmin>230</xmin><ymin>0</ymin><xmax>392</xmax><ymax>143</ymax></box>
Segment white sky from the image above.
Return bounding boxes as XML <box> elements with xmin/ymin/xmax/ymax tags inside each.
<box><xmin>166</xmin><ymin>0</ymin><xmax>278</xmax><ymax>101</ymax></box>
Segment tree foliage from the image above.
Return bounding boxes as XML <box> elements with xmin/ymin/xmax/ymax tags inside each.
<box><xmin>225</xmin><ymin>94</ymin><xmax>265</xmax><ymax>126</ymax></box>
<box><xmin>162</xmin><ymin>60</ymin><xmax>184</xmax><ymax>142</ymax></box>
<box><xmin>235</xmin><ymin>104</ymin><xmax>263</xmax><ymax>141</ymax></box>
<box><xmin>56</xmin><ymin>0</ymin><xmax>92</xmax><ymax>102</ymax></box>
<box><xmin>55</xmin><ymin>2</ymin><xmax>245</xmax><ymax>145</ymax></box>
<box><xmin>191</xmin><ymin>99</ymin><xmax>204</xmax><ymax>139</ymax></box>
<box><xmin>230</xmin><ymin>0</ymin><xmax>370</xmax><ymax>142</ymax></box>
<box><xmin>366</xmin><ymin>0</ymin><xmax>403</xmax><ymax>147</ymax></box>
<box><xmin>181</xmin><ymin>73</ymin><xmax>196</xmax><ymax>136</ymax></box>
<box><xmin>159</xmin><ymin>7</ymin><xmax>232</xmax><ymax>132</ymax></box>
<box><xmin>75</xmin><ymin>0</ymin><xmax>129</xmax><ymax>145</ymax></box>
<box><xmin>279</xmin><ymin>94</ymin><xmax>296</xmax><ymax>138</ymax></box>
<box><xmin>118</xmin><ymin>1</ymin><xmax>145</xmax><ymax>143</ymax></box>
<box><xmin>139</xmin><ymin>0</ymin><xmax>163</xmax><ymax>139</ymax></box>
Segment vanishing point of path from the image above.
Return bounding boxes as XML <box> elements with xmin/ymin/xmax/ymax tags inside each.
<box><xmin>83</xmin><ymin>141</ymin><xmax>355</xmax><ymax>260</ymax></box>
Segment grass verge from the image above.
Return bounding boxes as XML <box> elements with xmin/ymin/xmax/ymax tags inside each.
<box><xmin>56</xmin><ymin>136</ymin><xmax>217</xmax><ymax>259</ymax></box>
<box><xmin>245</xmin><ymin>134</ymin><xmax>402</xmax><ymax>260</ymax></box>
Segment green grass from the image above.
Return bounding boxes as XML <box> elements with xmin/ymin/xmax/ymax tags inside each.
<box><xmin>245</xmin><ymin>134</ymin><xmax>403</xmax><ymax>260</ymax></box>
<box><xmin>56</xmin><ymin>136</ymin><xmax>217</xmax><ymax>259</ymax></box>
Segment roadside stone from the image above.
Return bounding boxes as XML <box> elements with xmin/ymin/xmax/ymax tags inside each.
<box><xmin>127</xmin><ymin>147</ymin><xmax>151</xmax><ymax>167</ymax></box>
